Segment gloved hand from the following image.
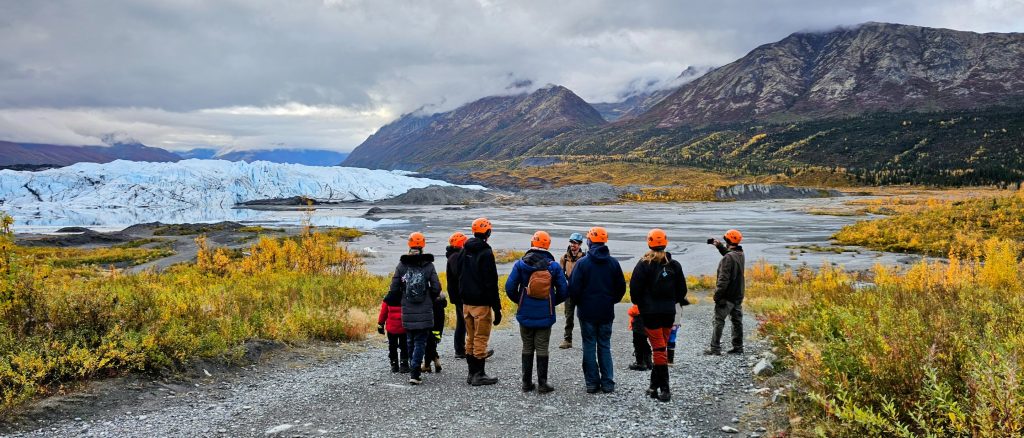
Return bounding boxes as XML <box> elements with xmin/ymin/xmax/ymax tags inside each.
<box><xmin>377</xmin><ymin>323</ymin><xmax>385</xmax><ymax>335</ymax></box>
<box><xmin>492</xmin><ymin>308</ymin><xmax>502</xmax><ymax>326</ymax></box>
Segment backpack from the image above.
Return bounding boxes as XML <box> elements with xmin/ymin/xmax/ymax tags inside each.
<box><xmin>526</xmin><ymin>266</ymin><xmax>553</xmax><ymax>300</ymax></box>
<box><xmin>649</xmin><ymin>263</ymin><xmax>677</xmax><ymax>301</ymax></box>
<box><xmin>403</xmin><ymin>265</ymin><xmax>429</xmax><ymax>304</ymax></box>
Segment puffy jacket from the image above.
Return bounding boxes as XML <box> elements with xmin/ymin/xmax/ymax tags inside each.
<box><xmin>377</xmin><ymin>301</ymin><xmax>406</xmax><ymax>335</ymax></box>
<box><xmin>567</xmin><ymin>243</ymin><xmax>627</xmax><ymax>324</ymax></box>
<box><xmin>629</xmin><ymin>252</ymin><xmax>687</xmax><ymax>323</ymax></box>
<box><xmin>445</xmin><ymin>246</ymin><xmax>462</xmax><ymax>305</ymax></box>
<box><xmin>432</xmin><ymin>293</ymin><xmax>448</xmax><ymax>332</ymax></box>
<box><xmin>450</xmin><ymin>238</ymin><xmax>500</xmax><ymax>309</ymax></box>
<box><xmin>504</xmin><ymin>249</ymin><xmax>569</xmax><ymax>328</ymax></box>
<box><xmin>560</xmin><ymin>247</ymin><xmax>586</xmax><ymax>279</ymax></box>
<box><xmin>386</xmin><ymin>253</ymin><xmax>441</xmax><ymax>330</ymax></box>
<box><xmin>714</xmin><ymin>246</ymin><xmax>745</xmax><ymax>303</ymax></box>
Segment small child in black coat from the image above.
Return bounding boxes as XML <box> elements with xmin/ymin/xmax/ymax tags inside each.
<box><xmin>628</xmin><ymin>304</ymin><xmax>653</xmax><ymax>371</ymax></box>
<box><xmin>421</xmin><ymin>292</ymin><xmax>448</xmax><ymax>373</ymax></box>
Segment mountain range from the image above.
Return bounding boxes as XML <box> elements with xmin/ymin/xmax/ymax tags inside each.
<box><xmin>177</xmin><ymin>148</ymin><xmax>349</xmax><ymax>166</ymax></box>
<box><xmin>343</xmin><ymin>22</ymin><xmax>1024</xmax><ymax>185</ymax></box>
<box><xmin>0</xmin><ymin>142</ymin><xmax>349</xmax><ymax>168</ymax></box>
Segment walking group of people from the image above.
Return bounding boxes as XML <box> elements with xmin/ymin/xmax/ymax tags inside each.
<box><xmin>377</xmin><ymin>217</ymin><xmax>746</xmax><ymax>402</ymax></box>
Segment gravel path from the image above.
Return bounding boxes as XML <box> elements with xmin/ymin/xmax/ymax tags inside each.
<box><xmin>4</xmin><ymin>296</ymin><xmax>770</xmax><ymax>437</ymax></box>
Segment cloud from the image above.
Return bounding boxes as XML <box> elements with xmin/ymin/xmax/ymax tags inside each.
<box><xmin>0</xmin><ymin>0</ymin><xmax>1022</xmax><ymax>152</ymax></box>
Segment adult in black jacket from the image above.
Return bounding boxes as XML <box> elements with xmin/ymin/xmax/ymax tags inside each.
<box><xmin>449</xmin><ymin>218</ymin><xmax>502</xmax><ymax>386</ymax></box>
<box><xmin>705</xmin><ymin>229</ymin><xmax>746</xmax><ymax>356</ymax></box>
<box><xmin>446</xmin><ymin>232</ymin><xmax>468</xmax><ymax>359</ymax></box>
<box><xmin>385</xmin><ymin>232</ymin><xmax>441</xmax><ymax>385</ymax></box>
<box><xmin>629</xmin><ymin>229</ymin><xmax>687</xmax><ymax>402</ymax></box>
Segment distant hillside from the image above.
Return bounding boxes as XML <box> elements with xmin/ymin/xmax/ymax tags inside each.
<box><xmin>0</xmin><ymin>141</ymin><xmax>181</xmax><ymax>167</ymax></box>
<box><xmin>642</xmin><ymin>22</ymin><xmax>1024</xmax><ymax>127</ymax></box>
<box><xmin>215</xmin><ymin>149</ymin><xmax>349</xmax><ymax>166</ymax></box>
<box><xmin>343</xmin><ymin>85</ymin><xmax>606</xmax><ymax>169</ymax></box>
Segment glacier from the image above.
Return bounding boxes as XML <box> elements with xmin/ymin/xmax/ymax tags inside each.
<box><xmin>0</xmin><ymin>159</ymin><xmax>482</xmax><ymax>228</ymax></box>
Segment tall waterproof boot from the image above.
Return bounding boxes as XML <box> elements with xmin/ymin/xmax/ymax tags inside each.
<box><xmin>643</xmin><ymin>351</ymin><xmax>654</xmax><ymax>371</ymax></box>
<box><xmin>400</xmin><ymin>358</ymin><xmax>410</xmax><ymax>374</ymax></box>
<box><xmin>656</xmin><ymin>366</ymin><xmax>671</xmax><ymax>402</ymax></box>
<box><xmin>390</xmin><ymin>358</ymin><xmax>399</xmax><ymax>373</ymax></box>
<box><xmin>521</xmin><ymin>353</ymin><xmax>535</xmax><ymax>392</ymax></box>
<box><xmin>470</xmin><ymin>357</ymin><xmax>498</xmax><ymax>386</ymax></box>
<box><xmin>646</xmin><ymin>368</ymin><xmax>659</xmax><ymax>399</ymax></box>
<box><xmin>466</xmin><ymin>356</ymin><xmax>476</xmax><ymax>385</ymax></box>
<box><xmin>536</xmin><ymin>355</ymin><xmax>554</xmax><ymax>394</ymax></box>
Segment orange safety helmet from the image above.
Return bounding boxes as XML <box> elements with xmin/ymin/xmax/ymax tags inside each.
<box><xmin>531</xmin><ymin>231</ymin><xmax>552</xmax><ymax>249</ymax></box>
<box><xmin>587</xmin><ymin>226</ymin><xmax>608</xmax><ymax>243</ymax></box>
<box><xmin>647</xmin><ymin>229</ymin><xmax>668</xmax><ymax>249</ymax></box>
<box><xmin>448</xmin><ymin>232</ymin><xmax>468</xmax><ymax>248</ymax></box>
<box><xmin>471</xmin><ymin>217</ymin><xmax>492</xmax><ymax>234</ymax></box>
<box><xmin>408</xmin><ymin>232</ymin><xmax>426</xmax><ymax>248</ymax></box>
<box><xmin>724</xmin><ymin>229</ymin><xmax>743</xmax><ymax>245</ymax></box>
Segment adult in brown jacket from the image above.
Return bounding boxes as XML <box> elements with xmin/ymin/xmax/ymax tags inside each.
<box><xmin>558</xmin><ymin>232</ymin><xmax>586</xmax><ymax>349</ymax></box>
<box><xmin>705</xmin><ymin>229</ymin><xmax>746</xmax><ymax>356</ymax></box>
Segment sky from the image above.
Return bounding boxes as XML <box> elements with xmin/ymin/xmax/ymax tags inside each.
<box><xmin>1</xmin><ymin>0</ymin><xmax>1022</xmax><ymax>153</ymax></box>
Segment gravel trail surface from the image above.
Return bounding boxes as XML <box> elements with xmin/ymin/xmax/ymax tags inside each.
<box><xmin>3</xmin><ymin>296</ymin><xmax>771</xmax><ymax>437</ymax></box>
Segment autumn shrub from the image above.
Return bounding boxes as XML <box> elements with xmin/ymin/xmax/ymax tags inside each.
<box><xmin>0</xmin><ymin>213</ymin><xmax>385</xmax><ymax>413</ymax></box>
<box><xmin>749</xmin><ymin>240</ymin><xmax>1024</xmax><ymax>436</ymax></box>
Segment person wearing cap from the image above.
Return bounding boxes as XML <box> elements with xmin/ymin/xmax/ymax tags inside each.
<box><xmin>446</xmin><ymin>232</ymin><xmax>469</xmax><ymax>359</ymax></box>
<box><xmin>559</xmin><ymin>232</ymin><xmax>586</xmax><ymax>349</ymax></box>
<box><xmin>567</xmin><ymin>226</ymin><xmax>627</xmax><ymax>394</ymax></box>
<box><xmin>449</xmin><ymin>218</ymin><xmax>502</xmax><ymax>386</ymax></box>
<box><xmin>505</xmin><ymin>231</ymin><xmax>569</xmax><ymax>393</ymax></box>
<box><xmin>629</xmin><ymin>229</ymin><xmax>688</xmax><ymax>402</ymax></box>
<box><xmin>384</xmin><ymin>232</ymin><xmax>441</xmax><ymax>385</ymax></box>
<box><xmin>705</xmin><ymin>229</ymin><xmax>746</xmax><ymax>356</ymax></box>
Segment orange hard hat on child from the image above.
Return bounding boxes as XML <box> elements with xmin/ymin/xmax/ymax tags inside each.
<box><xmin>471</xmin><ymin>217</ymin><xmax>492</xmax><ymax>234</ymax></box>
<box><xmin>449</xmin><ymin>232</ymin><xmax>468</xmax><ymax>248</ymax></box>
<box><xmin>647</xmin><ymin>229</ymin><xmax>668</xmax><ymax>249</ymax></box>
<box><xmin>724</xmin><ymin>229</ymin><xmax>743</xmax><ymax>245</ymax></box>
<box><xmin>587</xmin><ymin>226</ymin><xmax>608</xmax><ymax>243</ymax></box>
<box><xmin>408</xmin><ymin>232</ymin><xmax>426</xmax><ymax>248</ymax></box>
<box><xmin>531</xmin><ymin>231</ymin><xmax>551</xmax><ymax>249</ymax></box>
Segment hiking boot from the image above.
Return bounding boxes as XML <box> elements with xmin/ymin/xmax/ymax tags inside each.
<box><xmin>536</xmin><ymin>356</ymin><xmax>553</xmax><ymax>394</ymax></box>
<box><xmin>409</xmin><ymin>376</ymin><xmax>422</xmax><ymax>385</ymax></box>
<box><xmin>586</xmin><ymin>386</ymin><xmax>600</xmax><ymax>394</ymax></box>
<box><xmin>559</xmin><ymin>340</ymin><xmax>572</xmax><ymax>349</ymax></box>
<box><xmin>703</xmin><ymin>348</ymin><xmax>722</xmax><ymax>356</ymax></box>
<box><xmin>390</xmin><ymin>363</ymin><xmax>399</xmax><ymax>373</ymax></box>
<box><xmin>433</xmin><ymin>357</ymin><xmax>443</xmax><ymax>373</ymax></box>
<box><xmin>454</xmin><ymin>352</ymin><xmax>466</xmax><ymax>359</ymax></box>
<box><xmin>601</xmin><ymin>386</ymin><xmax>615</xmax><ymax>394</ymax></box>
<box><xmin>471</xmin><ymin>358</ymin><xmax>498</xmax><ymax>386</ymax></box>
<box><xmin>521</xmin><ymin>353</ymin><xmax>535</xmax><ymax>392</ymax></box>
<box><xmin>628</xmin><ymin>362</ymin><xmax>648</xmax><ymax>371</ymax></box>
<box><xmin>421</xmin><ymin>362</ymin><xmax>432</xmax><ymax>373</ymax></box>
<box><xmin>399</xmin><ymin>362</ymin><xmax>410</xmax><ymax>373</ymax></box>
<box><xmin>726</xmin><ymin>347</ymin><xmax>745</xmax><ymax>355</ymax></box>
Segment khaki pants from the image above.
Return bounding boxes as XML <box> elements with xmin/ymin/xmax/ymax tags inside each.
<box><xmin>463</xmin><ymin>305</ymin><xmax>493</xmax><ymax>359</ymax></box>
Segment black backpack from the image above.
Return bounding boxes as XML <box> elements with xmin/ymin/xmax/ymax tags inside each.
<box><xmin>649</xmin><ymin>263</ymin><xmax>677</xmax><ymax>301</ymax></box>
<box><xmin>403</xmin><ymin>265</ymin><xmax>429</xmax><ymax>304</ymax></box>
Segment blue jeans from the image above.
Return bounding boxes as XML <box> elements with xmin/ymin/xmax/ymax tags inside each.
<box><xmin>580</xmin><ymin>320</ymin><xmax>614</xmax><ymax>390</ymax></box>
<box><xmin>407</xmin><ymin>329</ymin><xmax>429</xmax><ymax>379</ymax></box>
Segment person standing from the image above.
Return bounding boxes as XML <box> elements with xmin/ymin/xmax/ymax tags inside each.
<box><xmin>567</xmin><ymin>227</ymin><xmax>626</xmax><ymax>394</ymax></box>
<box><xmin>505</xmin><ymin>231</ymin><xmax>569</xmax><ymax>393</ymax></box>
<box><xmin>629</xmin><ymin>229</ymin><xmax>688</xmax><ymax>402</ymax></box>
<box><xmin>446</xmin><ymin>232</ymin><xmax>468</xmax><ymax>359</ymax></box>
<box><xmin>559</xmin><ymin>233</ymin><xmax>586</xmax><ymax>349</ymax></box>
<box><xmin>705</xmin><ymin>229</ymin><xmax>746</xmax><ymax>355</ymax></box>
<box><xmin>451</xmin><ymin>218</ymin><xmax>502</xmax><ymax>386</ymax></box>
<box><xmin>385</xmin><ymin>232</ymin><xmax>441</xmax><ymax>385</ymax></box>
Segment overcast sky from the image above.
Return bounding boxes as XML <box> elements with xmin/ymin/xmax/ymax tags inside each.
<box><xmin>1</xmin><ymin>0</ymin><xmax>1022</xmax><ymax>153</ymax></box>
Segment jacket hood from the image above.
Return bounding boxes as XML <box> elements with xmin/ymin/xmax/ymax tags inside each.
<box><xmin>400</xmin><ymin>253</ymin><xmax>435</xmax><ymax>266</ymax></box>
<box><xmin>445</xmin><ymin>246</ymin><xmax>460</xmax><ymax>258</ymax></box>
<box><xmin>522</xmin><ymin>248</ymin><xmax>554</xmax><ymax>268</ymax></box>
<box><xmin>464</xmin><ymin>237</ymin><xmax>490</xmax><ymax>254</ymax></box>
<box><xmin>587</xmin><ymin>243</ymin><xmax>612</xmax><ymax>263</ymax></box>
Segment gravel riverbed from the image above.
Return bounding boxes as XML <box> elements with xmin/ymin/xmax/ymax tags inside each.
<box><xmin>3</xmin><ymin>296</ymin><xmax>772</xmax><ymax>438</ymax></box>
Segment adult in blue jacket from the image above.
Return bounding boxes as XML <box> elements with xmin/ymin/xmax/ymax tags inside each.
<box><xmin>567</xmin><ymin>226</ymin><xmax>627</xmax><ymax>394</ymax></box>
<box><xmin>505</xmin><ymin>231</ymin><xmax>569</xmax><ymax>393</ymax></box>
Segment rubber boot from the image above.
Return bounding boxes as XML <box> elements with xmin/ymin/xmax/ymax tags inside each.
<box><xmin>536</xmin><ymin>355</ymin><xmax>554</xmax><ymax>394</ymax></box>
<box><xmin>644</xmin><ymin>351</ymin><xmax>654</xmax><ymax>371</ymax></box>
<box><xmin>399</xmin><ymin>358</ymin><xmax>410</xmax><ymax>374</ymax></box>
<box><xmin>390</xmin><ymin>358</ymin><xmax>399</xmax><ymax>373</ymax></box>
<box><xmin>656</xmin><ymin>366</ymin><xmax>671</xmax><ymax>402</ymax></box>
<box><xmin>466</xmin><ymin>356</ymin><xmax>475</xmax><ymax>385</ymax></box>
<box><xmin>471</xmin><ymin>357</ymin><xmax>498</xmax><ymax>386</ymax></box>
<box><xmin>521</xmin><ymin>353</ymin><xmax>535</xmax><ymax>392</ymax></box>
<box><xmin>646</xmin><ymin>368</ymin><xmax>659</xmax><ymax>399</ymax></box>
<box><xmin>667</xmin><ymin>348</ymin><xmax>675</xmax><ymax>365</ymax></box>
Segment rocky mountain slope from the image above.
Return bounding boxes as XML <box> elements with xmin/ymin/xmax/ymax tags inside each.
<box><xmin>0</xmin><ymin>141</ymin><xmax>181</xmax><ymax>167</ymax></box>
<box><xmin>590</xmin><ymin>66</ymin><xmax>710</xmax><ymax>122</ymax></box>
<box><xmin>342</xmin><ymin>85</ymin><xmax>606</xmax><ymax>169</ymax></box>
<box><xmin>642</xmin><ymin>22</ymin><xmax>1024</xmax><ymax>127</ymax></box>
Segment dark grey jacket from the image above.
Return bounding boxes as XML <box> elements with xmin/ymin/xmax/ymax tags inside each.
<box><xmin>387</xmin><ymin>253</ymin><xmax>442</xmax><ymax>330</ymax></box>
<box><xmin>714</xmin><ymin>246</ymin><xmax>745</xmax><ymax>303</ymax></box>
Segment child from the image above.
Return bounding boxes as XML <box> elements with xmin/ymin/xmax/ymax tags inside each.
<box><xmin>377</xmin><ymin>295</ymin><xmax>409</xmax><ymax>373</ymax></box>
<box><xmin>627</xmin><ymin>304</ymin><xmax>653</xmax><ymax>371</ymax></box>
<box><xmin>421</xmin><ymin>292</ymin><xmax>448</xmax><ymax>373</ymax></box>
